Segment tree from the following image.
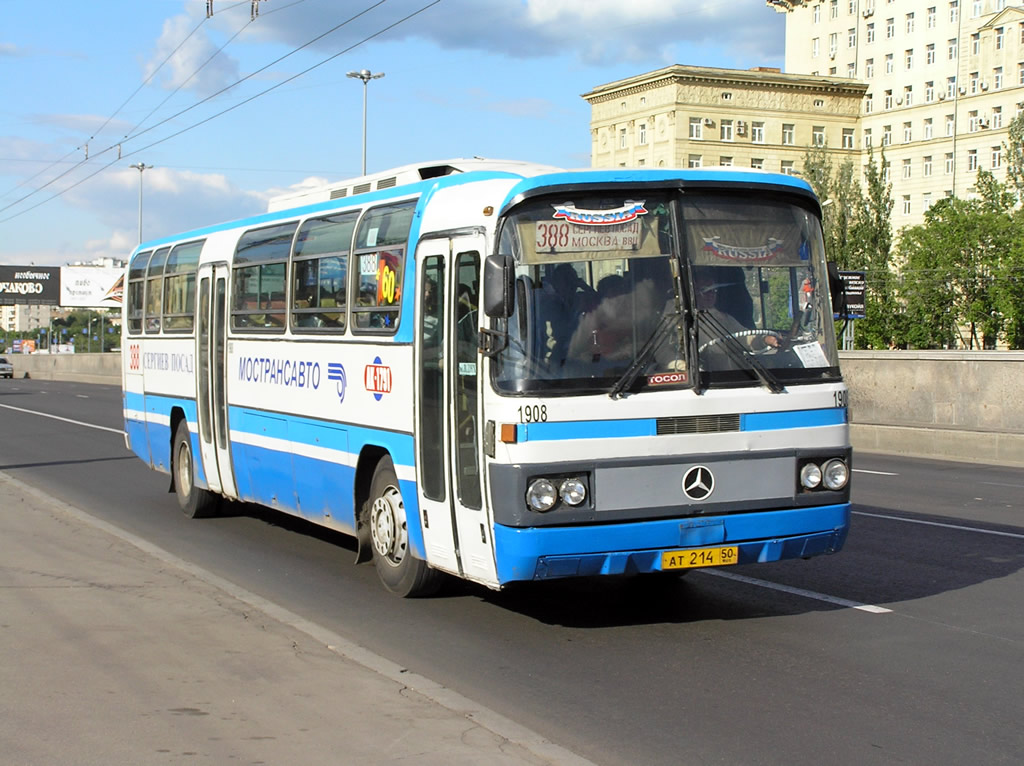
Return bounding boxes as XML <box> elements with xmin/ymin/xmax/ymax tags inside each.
<box><xmin>849</xmin><ymin>147</ymin><xmax>897</xmax><ymax>348</ymax></box>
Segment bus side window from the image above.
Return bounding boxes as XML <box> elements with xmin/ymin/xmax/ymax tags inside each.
<box><xmin>127</xmin><ymin>250</ymin><xmax>152</xmax><ymax>335</ymax></box>
<box><xmin>144</xmin><ymin>247</ymin><xmax>170</xmax><ymax>334</ymax></box>
<box><xmin>292</xmin><ymin>213</ymin><xmax>355</xmax><ymax>332</ymax></box>
<box><xmin>231</xmin><ymin>222</ymin><xmax>295</xmax><ymax>333</ymax></box>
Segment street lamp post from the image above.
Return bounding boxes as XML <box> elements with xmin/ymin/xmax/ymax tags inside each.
<box><xmin>129</xmin><ymin>162</ymin><xmax>153</xmax><ymax>244</ymax></box>
<box><xmin>346</xmin><ymin>69</ymin><xmax>384</xmax><ymax>175</ymax></box>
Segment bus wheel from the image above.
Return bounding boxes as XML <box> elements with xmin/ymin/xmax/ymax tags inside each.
<box><xmin>173</xmin><ymin>420</ymin><xmax>218</xmax><ymax>519</ymax></box>
<box><xmin>367</xmin><ymin>457</ymin><xmax>441</xmax><ymax>597</ymax></box>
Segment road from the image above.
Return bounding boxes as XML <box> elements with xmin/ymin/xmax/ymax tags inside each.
<box><xmin>1</xmin><ymin>379</ymin><xmax>1022</xmax><ymax>765</ymax></box>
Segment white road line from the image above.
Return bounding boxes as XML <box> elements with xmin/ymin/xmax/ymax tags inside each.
<box><xmin>853</xmin><ymin>468</ymin><xmax>899</xmax><ymax>476</ymax></box>
<box><xmin>699</xmin><ymin>569</ymin><xmax>893</xmax><ymax>613</ymax></box>
<box><xmin>0</xmin><ymin>402</ymin><xmax>125</xmax><ymax>435</ymax></box>
<box><xmin>853</xmin><ymin>510</ymin><xmax>1024</xmax><ymax>539</ymax></box>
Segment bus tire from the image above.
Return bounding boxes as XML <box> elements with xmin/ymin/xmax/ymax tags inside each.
<box><xmin>173</xmin><ymin>419</ymin><xmax>218</xmax><ymax>519</ymax></box>
<box><xmin>366</xmin><ymin>456</ymin><xmax>441</xmax><ymax>597</ymax></box>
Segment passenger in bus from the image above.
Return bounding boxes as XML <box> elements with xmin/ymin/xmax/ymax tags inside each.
<box><xmin>693</xmin><ymin>267</ymin><xmax>778</xmax><ymax>363</ymax></box>
<box><xmin>566</xmin><ymin>274</ymin><xmax>659</xmax><ymax>367</ymax></box>
<box><xmin>542</xmin><ymin>263</ymin><xmax>597</xmax><ymax>367</ymax></box>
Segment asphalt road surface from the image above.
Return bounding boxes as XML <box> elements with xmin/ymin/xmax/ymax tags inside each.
<box><xmin>2</xmin><ymin>379</ymin><xmax>1022</xmax><ymax>765</ymax></box>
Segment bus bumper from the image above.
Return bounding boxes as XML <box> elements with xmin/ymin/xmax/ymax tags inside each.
<box><xmin>492</xmin><ymin>503</ymin><xmax>850</xmax><ymax>584</ymax></box>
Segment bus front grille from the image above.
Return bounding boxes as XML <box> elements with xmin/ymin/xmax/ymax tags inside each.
<box><xmin>656</xmin><ymin>414</ymin><xmax>740</xmax><ymax>435</ymax></box>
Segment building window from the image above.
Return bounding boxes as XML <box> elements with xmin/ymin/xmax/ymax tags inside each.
<box><xmin>993</xmin><ymin>106</ymin><xmax>1003</xmax><ymax>128</ymax></box>
<box><xmin>864</xmin><ymin>128</ymin><xmax>873</xmax><ymax>147</ymax></box>
<box><xmin>866</xmin><ymin>94</ymin><xmax>874</xmax><ymax>113</ymax></box>
<box><xmin>620</xmin><ymin>128</ymin><xmax>627</xmax><ymax>148</ymax></box>
<box><xmin>927</xmin><ymin>6</ymin><xmax>936</xmax><ymax>28</ymax></box>
<box><xmin>993</xmin><ymin>146</ymin><xmax>1003</xmax><ymax>168</ymax></box>
<box><xmin>782</xmin><ymin>123</ymin><xmax>795</xmax><ymax>145</ymax></box>
<box><xmin>848</xmin><ymin>62</ymin><xmax>856</xmax><ymax>78</ymax></box>
<box><xmin>968</xmin><ymin>149</ymin><xmax>978</xmax><ymax>172</ymax></box>
<box><xmin>946</xmin><ymin>114</ymin><xmax>955</xmax><ymax>136</ymax></box>
<box><xmin>882</xmin><ymin>125</ymin><xmax>892</xmax><ymax>145</ymax></box>
<box><xmin>923</xmin><ymin>155</ymin><xmax>933</xmax><ymax>176</ymax></box>
<box><xmin>637</xmin><ymin>158</ymin><xmax>646</xmax><ymax>166</ymax></box>
<box><xmin>971</xmin><ymin>33</ymin><xmax>980</xmax><ymax>56</ymax></box>
<box><xmin>903</xmin><ymin>158</ymin><xmax>912</xmax><ymax>179</ymax></box>
<box><xmin>866</xmin><ymin>58</ymin><xmax>875</xmax><ymax>77</ymax></box>
<box><xmin>720</xmin><ymin>120</ymin><xmax>734</xmax><ymax>141</ymax></box>
<box><xmin>867</xmin><ymin>23</ymin><xmax>875</xmax><ymax>43</ymax></box>
<box><xmin>751</xmin><ymin>122</ymin><xmax>765</xmax><ymax>143</ymax></box>
<box><xmin>849</xmin><ymin>28</ymin><xmax>857</xmax><ymax>48</ymax></box>
<box><xmin>947</xmin><ymin>77</ymin><xmax>957</xmax><ymax>99</ymax></box>
<box><xmin>994</xmin><ymin>67</ymin><xmax>1003</xmax><ymax>89</ymax></box>
<box><xmin>926</xmin><ymin>44</ymin><xmax>935</xmax><ymax>65</ymax></box>
<box><xmin>949</xmin><ymin>38</ymin><xmax>958</xmax><ymax>60</ymax></box>
<box><xmin>923</xmin><ymin>192</ymin><xmax>933</xmax><ymax>211</ymax></box>
<box><xmin>904</xmin><ymin>122</ymin><xmax>912</xmax><ymax>142</ymax></box>
<box><xmin>906</xmin><ymin>12</ymin><xmax>914</xmax><ymax>33</ymax></box>
<box><xmin>902</xmin><ymin>195</ymin><xmax>912</xmax><ymax>216</ymax></box>
<box><xmin>813</xmin><ymin>37</ymin><xmax>820</xmax><ymax>57</ymax></box>
<box><xmin>886</xmin><ymin>54</ymin><xmax>894</xmax><ymax>74</ymax></box>
<box><xmin>842</xmin><ymin>128</ymin><xmax>855</xmax><ymax>149</ymax></box>
<box><xmin>688</xmin><ymin>154</ymin><xmax>702</xmax><ymax>168</ymax></box>
<box><xmin>638</xmin><ymin>122</ymin><xmax>647</xmax><ymax>145</ymax></box>
<box><xmin>925</xmin><ymin>81</ymin><xmax>935</xmax><ymax>102</ymax></box>
<box><xmin>996</xmin><ymin>27</ymin><xmax>1005</xmax><ymax>50</ymax></box>
<box><xmin>781</xmin><ymin>160</ymin><xmax>796</xmax><ymax>175</ymax></box>
<box><xmin>720</xmin><ymin>156</ymin><xmax>733</xmax><ymax>167</ymax></box>
<box><xmin>905</xmin><ymin>49</ymin><xmax>914</xmax><ymax>70</ymax></box>
<box><xmin>831</xmin><ymin>0</ymin><xmax>839</xmax><ymax>19</ymax></box>
<box><xmin>849</xmin><ymin>0</ymin><xmax>856</xmax><ymax>14</ymax></box>
<box><xmin>814</xmin><ymin>4</ymin><xmax>820</xmax><ymax>23</ymax></box>
<box><xmin>882</xmin><ymin>162</ymin><xmax>890</xmax><ymax>184</ymax></box>
<box><xmin>813</xmin><ymin>126</ymin><xmax>825</xmax><ymax>146</ymax></box>
<box><xmin>969</xmin><ymin>110</ymin><xmax>979</xmax><ymax>132</ymax></box>
<box><xmin>904</xmin><ymin>85</ymin><xmax>913</xmax><ymax>106</ymax></box>
<box><xmin>945</xmin><ymin>152</ymin><xmax>955</xmax><ymax>174</ymax></box>
<box><xmin>751</xmin><ymin>158</ymin><xmax>764</xmax><ymax>169</ymax></box>
<box><xmin>924</xmin><ymin>117</ymin><xmax>934</xmax><ymax>139</ymax></box>
<box><xmin>886</xmin><ymin>17</ymin><xmax>895</xmax><ymax>38</ymax></box>
<box><xmin>689</xmin><ymin>117</ymin><xmax>703</xmax><ymax>139</ymax></box>
<box><xmin>972</xmin><ymin>0</ymin><xmax>981</xmax><ymax>17</ymax></box>
<box><xmin>949</xmin><ymin>1</ymin><xmax>958</xmax><ymax>24</ymax></box>
<box><xmin>885</xmin><ymin>89</ymin><xmax>894</xmax><ymax>109</ymax></box>
<box><xmin>829</xmin><ymin>32</ymin><xmax>838</xmax><ymax>56</ymax></box>
<box><xmin>1019</xmin><ymin>62</ymin><xmax>1024</xmax><ymax>86</ymax></box>
<box><xmin>970</xmin><ymin>71</ymin><xmax>979</xmax><ymax>94</ymax></box>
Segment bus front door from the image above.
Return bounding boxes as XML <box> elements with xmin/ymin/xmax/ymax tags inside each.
<box><xmin>196</xmin><ymin>262</ymin><xmax>237</xmax><ymax>499</ymax></box>
<box><xmin>414</xmin><ymin>235</ymin><xmax>496</xmax><ymax>585</ymax></box>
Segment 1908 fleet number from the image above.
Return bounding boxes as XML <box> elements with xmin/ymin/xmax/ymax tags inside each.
<box><xmin>518</xmin><ymin>405</ymin><xmax>547</xmax><ymax>423</ymax></box>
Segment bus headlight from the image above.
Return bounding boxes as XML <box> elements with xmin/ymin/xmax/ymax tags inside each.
<box><xmin>526</xmin><ymin>478</ymin><xmax>558</xmax><ymax>512</ymax></box>
<box><xmin>559</xmin><ymin>478</ymin><xmax>587</xmax><ymax>507</ymax></box>
<box><xmin>822</xmin><ymin>459</ymin><xmax>849</xmax><ymax>490</ymax></box>
<box><xmin>800</xmin><ymin>462</ymin><xmax>822</xmax><ymax>489</ymax></box>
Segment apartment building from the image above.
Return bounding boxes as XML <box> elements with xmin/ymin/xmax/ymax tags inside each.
<box><xmin>1</xmin><ymin>304</ymin><xmax>52</xmax><ymax>334</ymax></box>
<box><xmin>584</xmin><ymin>64</ymin><xmax>866</xmax><ymax>175</ymax></box>
<box><xmin>770</xmin><ymin>0</ymin><xmax>1024</xmax><ymax>225</ymax></box>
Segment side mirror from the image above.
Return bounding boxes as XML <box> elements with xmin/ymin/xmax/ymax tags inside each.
<box><xmin>483</xmin><ymin>254</ymin><xmax>515</xmax><ymax>318</ymax></box>
<box><xmin>827</xmin><ymin>261</ymin><xmax>846</xmax><ymax>317</ymax></box>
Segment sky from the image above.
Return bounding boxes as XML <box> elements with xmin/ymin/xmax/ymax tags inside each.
<box><xmin>0</xmin><ymin>0</ymin><xmax>786</xmax><ymax>267</ymax></box>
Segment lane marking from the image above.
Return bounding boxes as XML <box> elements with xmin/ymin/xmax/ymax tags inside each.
<box><xmin>699</xmin><ymin>569</ymin><xmax>893</xmax><ymax>613</ymax></box>
<box><xmin>853</xmin><ymin>468</ymin><xmax>899</xmax><ymax>476</ymax></box>
<box><xmin>0</xmin><ymin>471</ymin><xmax>597</xmax><ymax>766</ymax></box>
<box><xmin>980</xmin><ymin>480</ymin><xmax>1024</xmax><ymax>489</ymax></box>
<box><xmin>0</xmin><ymin>403</ymin><xmax>125</xmax><ymax>436</ymax></box>
<box><xmin>853</xmin><ymin>510</ymin><xmax>1024</xmax><ymax>539</ymax></box>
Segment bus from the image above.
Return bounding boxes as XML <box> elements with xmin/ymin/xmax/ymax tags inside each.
<box><xmin>121</xmin><ymin>158</ymin><xmax>851</xmax><ymax>597</ymax></box>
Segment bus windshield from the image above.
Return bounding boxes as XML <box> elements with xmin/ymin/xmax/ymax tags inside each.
<box><xmin>491</xmin><ymin>190</ymin><xmax>840</xmax><ymax>395</ymax></box>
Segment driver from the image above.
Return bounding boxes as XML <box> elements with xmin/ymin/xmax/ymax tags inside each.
<box><xmin>693</xmin><ymin>267</ymin><xmax>779</xmax><ymax>357</ymax></box>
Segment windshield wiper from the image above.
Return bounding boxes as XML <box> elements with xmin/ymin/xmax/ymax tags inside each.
<box><xmin>609</xmin><ymin>311</ymin><xmax>681</xmax><ymax>399</ymax></box>
<box><xmin>698</xmin><ymin>310</ymin><xmax>786</xmax><ymax>394</ymax></box>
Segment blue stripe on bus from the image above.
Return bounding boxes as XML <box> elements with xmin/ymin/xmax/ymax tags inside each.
<box><xmin>492</xmin><ymin>502</ymin><xmax>850</xmax><ymax>584</ymax></box>
<box><xmin>516</xmin><ymin>408</ymin><xmax>845</xmax><ymax>442</ymax></box>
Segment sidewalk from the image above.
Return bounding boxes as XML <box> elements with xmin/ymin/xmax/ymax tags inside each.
<box><xmin>0</xmin><ymin>473</ymin><xmax>591</xmax><ymax>766</ymax></box>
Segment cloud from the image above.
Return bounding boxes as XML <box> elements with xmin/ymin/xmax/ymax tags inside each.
<box><xmin>62</xmin><ymin>166</ymin><xmax>266</xmax><ymax>243</ymax></box>
<box><xmin>0</xmin><ymin>42</ymin><xmax>26</xmax><ymax>57</ymax></box>
<box><xmin>227</xmin><ymin>0</ymin><xmax>783</xmax><ymax>66</ymax></box>
<box><xmin>146</xmin><ymin>9</ymin><xmax>243</xmax><ymax>96</ymax></box>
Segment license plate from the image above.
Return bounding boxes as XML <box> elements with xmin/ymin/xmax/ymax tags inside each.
<box><xmin>661</xmin><ymin>546</ymin><xmax>738</xmax><ymax>570</ymax></box>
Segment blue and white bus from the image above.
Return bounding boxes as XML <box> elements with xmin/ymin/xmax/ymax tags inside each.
<box><xmin>122</xmin><ymin>158</ymin><xmax>851</xmax><ymax>597</ymax></box>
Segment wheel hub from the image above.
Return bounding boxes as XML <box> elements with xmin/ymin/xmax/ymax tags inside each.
<box><xmin>370</xmin><ymin>486</ymin><xmax>407</xmax><ymax>566</ymax></box>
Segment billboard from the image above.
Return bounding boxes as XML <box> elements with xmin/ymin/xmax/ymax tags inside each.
<box><xmin>837</xmin><ymin>270</ymin><xmax>867</xmax><ymax>320</ymax></box>
<box><xmin>0</xmin><ymin>266</ymin><xmax>61</xmax><ymax>305</ymax></box>
<box><xmin>60</xmin><ymin>266</ymin><xmax>124</xmax><ymax>308</ymax></box>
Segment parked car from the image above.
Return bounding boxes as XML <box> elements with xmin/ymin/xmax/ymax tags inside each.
<box><xmin>0</xmin><ymin>357</ymin><xmax>12</xmax><ymax>379</ymax></box>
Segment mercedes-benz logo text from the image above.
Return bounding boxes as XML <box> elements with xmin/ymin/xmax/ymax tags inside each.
<box><xmin>682</xmin><ymin>465</ymin><xmax>715</xmax><ymax>501</ymax></box>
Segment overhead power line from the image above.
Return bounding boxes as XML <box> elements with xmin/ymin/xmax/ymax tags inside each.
<box><xmin>0</xmin><ymin>0</ymin><xmax>443</xmax><ymax>227</ymax></box>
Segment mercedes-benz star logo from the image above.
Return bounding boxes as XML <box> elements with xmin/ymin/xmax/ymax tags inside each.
<box><xmin>682</xmin><ymin>465</ymin><xmax>715</xmax><ymax>501</ymax></box>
